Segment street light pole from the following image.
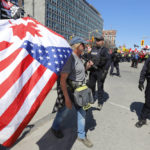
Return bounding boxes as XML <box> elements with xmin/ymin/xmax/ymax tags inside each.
<box><xmin>88</xmin><ymin>29</ymin><xmax>98</xmax><ymax>40</ymax></box>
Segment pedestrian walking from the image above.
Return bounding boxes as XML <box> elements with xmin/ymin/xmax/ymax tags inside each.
<box><xmin>88</xmin><ymin>34</ymin><xmax>111</xmax><ymax>110</ymax></box>
<box><xmin>110</xmin><ymin>47</ymin><xmax>121</xmax><ymax>77</ymax></box>
<box><xmin>51</xmin><ymin>36</ymin><xmax>94</xmax><ymax>148</ymax></box>
<box><xmin>135</xmin><ymin>56</ymin><xmax>150</xmax><ymax>128</ymax></box>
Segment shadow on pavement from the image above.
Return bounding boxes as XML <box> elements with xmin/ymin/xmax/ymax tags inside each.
<box><xmin>0</xmin><ymin>125</ymin><xmax>34</xmax><ymax>150</ymax></box>
<box><xmin>130</xmin><ymin>101</ymin><xmax>144</xmax><ymax>120</ymax></box>
<box><xmin>37</xmin><ymin>107</ymin><xmax>97</xmax><ymax>150</ymax></box>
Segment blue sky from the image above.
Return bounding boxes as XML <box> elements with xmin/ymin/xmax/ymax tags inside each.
<box><xmin>87</xmin><ymin>0</ymin><xmax>150</xmax><ymax>49</ymax></box>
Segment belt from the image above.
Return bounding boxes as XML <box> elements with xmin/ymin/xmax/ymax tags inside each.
<box><xmin>67</xmin><ymin>80</ymin><xmax>85</xmax><ymax>89</ymax></box>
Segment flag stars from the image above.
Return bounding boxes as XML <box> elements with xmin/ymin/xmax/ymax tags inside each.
<box><xmin>56</xmin><ymin>68</ymin><xmax>60</xmax><ymax>71</ymax></box>
<box><xmin>39</xmin><ymin>50</ymin><xmax>42</xmax><ymax>53</ymax></box>
<box><xmin>52</xmin><ymin>49</ymin><xmax>55</xmax><ymax>52</ymax></box>
<box><xmin>59</xmin><ymin>54</ymin><xmax>63</xmax><ymax>58</ymax></box>
<box><xmin>54</xmin><ymin>55</ymin><xmax>57</xmax><ymax>58</ymax></box>
<box><xmin>39</xmin><ymin>56</ymin><xmax>44</xmax><ymax>60</ymax></box>
<box><xmin>48</xmin><ymin>62</ymin><xmax>52</xmax><ymax>66</ymax></box>
<box><xmin>46</xmin><ymin>50</ymin><xmax>49</xmax><ymax>53</ymax></box>
<box><xmin>46</xmin><ymin>56</ymin><xmax>50</xmax><ymax>59</ymax></box>
<box><xmin>63</xmin><ymin>50</ymin><xmax>66</xmax><ymax>52</ymax></box>
<box><xmin>55</xmin><ymin>61</ymin><xmax>59</xmax><ymax>64</ymax></box>
<box><xmin>61</xmin><ymin>61</ymin><xmax>64</xmax><ymax>64</ymax></box>
<box><xmin>31</xmin><ymin>50</ymin><xmax>35</xmax><ymax>53</ymax></box>
<box><xmin>58</xmin><ymin>49</ymin><xmax>61</xmax><ymax>52</ymax></box>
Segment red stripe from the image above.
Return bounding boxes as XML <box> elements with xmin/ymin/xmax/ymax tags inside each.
<box><xmin>0</xmin><ymin>41</ymin><xmax>13</xmax><ymax>51</ymax></box>
<box><xmin>2</xmin><ymin>73</ymin><xmax>58</xmax><ymax>147</ymax></box>
<box><xmin>0</xmin><ymin>65</ymin><xmax>47</xmax><ymax>131</ymax></box>
<box><xmin>0</xmin><ymin>48</ymin><xmax>22</xmax><ymax>71</ymax></box>
<box><xmin>0</xmin><ymin>54</ymin><xmax>34</xmax><ymax>98</ymax></box>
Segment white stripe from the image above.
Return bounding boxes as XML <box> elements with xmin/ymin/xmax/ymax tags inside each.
<box><xmin>0</xmin><ymin>41</ymin><xmax>23</xmax><ymax>61</ymax></box>
<box><xmin>0</xmin><ymin>48</ymin><xmax>28</xmax><ymax>84</ymax></box>
<box><xmin>0</xmin><ymin>59</ymin><xmax>40</xmax><ymax>116</ymax></box>
<box><xmin>33</xmin><ymin>23</ymin><xmax>71</xmax><ymax>48</ymax></box>
<box><xmin>108</xmin><ymin>102</ymin><xmax>130</xmax><ymax>111</ymax></box>
<box><xmin>0</xmin><ymin>69</ymin><xmax>53</xmax><ymax>144</ymax></box>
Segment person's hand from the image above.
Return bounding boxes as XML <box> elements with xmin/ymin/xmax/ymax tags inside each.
<box><xmin>65</xmin><ymin>97</ymin><xmax>72</xmax><ymax>109</ymax></box>
<box><xmin>138</xmin><ymin>83</ymin><xmax>144</xmax><ymax>91</ymax></box>
<box><xmin>86</xmin><ymin>60</ymin><xmax>94</xmax><ymax>69</ymax></box>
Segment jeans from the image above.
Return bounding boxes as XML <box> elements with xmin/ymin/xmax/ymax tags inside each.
<box><xmin>52</xmin><ymin>106</ymin><xmax>86</xmax><ymax>139</ymax></box>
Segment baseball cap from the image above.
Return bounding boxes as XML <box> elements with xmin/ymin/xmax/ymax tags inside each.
<box><xmin>70</xmin><ymin>36</ymin><xmax>88</xmax><ymax>46</ymax></box>
<box><xmin>94</xmin><ymin>33</ymin><xmax>104</xmax><ymax>41</ymax></box>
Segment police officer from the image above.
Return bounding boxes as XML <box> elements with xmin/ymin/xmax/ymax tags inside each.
<box><xmin>135</xmin><ymin>56</ymin><xmax>150</xmax><ymax>128</ymax></box>
<box><xmin>88</xmin><ymin>34</ymin><xmax>111</xmax><ymax>110</ymax></box>
<box><xmin>110</xmin><ymin>48</ymin><xmax>121</xmax><ymax>77</ymax></box>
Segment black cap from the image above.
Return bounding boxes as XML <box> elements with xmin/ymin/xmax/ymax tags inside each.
<box><xmin>95</xmin><ymin>35</ymin><xmax>104</xmax><ymax>41</ymax></box>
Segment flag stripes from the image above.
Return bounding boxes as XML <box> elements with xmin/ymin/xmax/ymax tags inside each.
<box><xmin>0</xmin><ymin>17</ymin><xmax>71</xmax><ymax>147</ymax></box>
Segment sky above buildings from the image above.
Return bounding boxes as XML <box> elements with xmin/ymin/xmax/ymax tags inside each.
<box><xmin>87</xmin><ymin>0</ymin><xmax>150</xmax><ymax>49</ymax></box>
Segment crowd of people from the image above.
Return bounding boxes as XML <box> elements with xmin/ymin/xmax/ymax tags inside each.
<box><xmin>50</xmin><ymin>34</ymin><xmax>150</xmax><ymax>148</ymax></box>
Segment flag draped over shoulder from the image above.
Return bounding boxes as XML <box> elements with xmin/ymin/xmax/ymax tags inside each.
<box><xmin>0</xmin><ymin>17</ymin><xmax>72</xmax><ymax>147</ymax></box>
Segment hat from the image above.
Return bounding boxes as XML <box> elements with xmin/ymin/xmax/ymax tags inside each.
<box><xmin>70</xmin><ymin>36</ymin><xmax>88</xmax><ymax>46</ymax></box>
<box><xmin>94</xmin><ymin>33</ymin><xmax>104</xmax><ymax>41</ymax></box>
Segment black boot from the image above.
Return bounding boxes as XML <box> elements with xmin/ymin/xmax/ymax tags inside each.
<box><xmin>135</xmin><ymin>119</ymin><xmax>146</xmax><ymax>128</ymax></box>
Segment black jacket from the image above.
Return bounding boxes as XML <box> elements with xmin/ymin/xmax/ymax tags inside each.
<box><xmin>139</xmin><ymin>56</ymin><xmax>150</xmax><ymax>84</ymax></box>
<box><xmin>88</xmin><ymin>46</ymin><xmax>111</xmax><ymax>71</ymax></box>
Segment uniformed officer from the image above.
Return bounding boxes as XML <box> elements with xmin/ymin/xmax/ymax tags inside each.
<box><xmin>88</xmin><ymin>34</ymin><xmax>111</xmax><ymax>110</ymax></box>
<box><xmin>110</xmin><ymin>48</ymin><xmax>121</xmax><ymax>77</ymax></box>
<box><xmin>135</xmin><ymin>56</ymin><xmax>150</xmax><ymax>128</ymax></box>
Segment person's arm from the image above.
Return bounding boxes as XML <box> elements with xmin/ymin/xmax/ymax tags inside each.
<box><xmin>104</xmin><ymin>48</ymin><xmax>111</xmax><ymax>71</ymax></box>
<box><xmin>139</xmin><ymin>58</ymin><xmax>149</xmax><ymax>84</ymax></box>
<box><xmin>60</xmin><ymin>73</ymin><xmax>72</xmax><ymax>109</ymax></box>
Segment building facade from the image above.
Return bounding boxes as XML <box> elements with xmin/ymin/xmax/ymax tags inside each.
<box><xmin>103</xmin><ymin>30</ymin><xmax>116</xmax><ymax>48</ymax></box>
<box><xmin>24</xmin><ymin>0</ymin><xmax>103</xmax><ymax>41</ymax></box>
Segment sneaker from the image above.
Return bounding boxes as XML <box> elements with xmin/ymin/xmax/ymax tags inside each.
<box><xmin>51</xmin><ymin>128</ymin><xmax>64</xmax><ymax>138</ymax></box>
<box><xmin>135</xmin><ymin>120</ymin><xmax>146</xmax><ymax>128</ymax></box>
<box><xmin>97</xmin><ymin>104</ymin><xmax>103</xmax><ymax>110</ymax></box>
<box><xmin>77</xmin><ymin>137</ymin><xmax>93</xmax><ymax>148</ymax></box>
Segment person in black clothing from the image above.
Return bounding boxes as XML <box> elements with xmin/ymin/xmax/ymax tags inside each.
<box><xmin>88</xmin><ymin>35</ymin><xmax>111</xmax><ymax>110</ymax></box>
<box><xmin>135</xmin><ymin>56</ymin><xmax>150</xmax><ymax>128</ymax></box>
<box><xmin>110</xmin><ymin>48</ymin><xmax>121</xmax><ymax>77</ymax></box>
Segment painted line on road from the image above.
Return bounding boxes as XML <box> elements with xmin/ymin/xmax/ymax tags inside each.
<box><xmin>108</xmin><ymin>101</ymin><xmax>130</xmax><ymax>111</ymax></box>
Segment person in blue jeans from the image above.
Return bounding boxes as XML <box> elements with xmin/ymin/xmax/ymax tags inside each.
<box><xmin>51</xmin><ymin>36</ymin><xmax>94</xmax><ymax>148</ymax></box>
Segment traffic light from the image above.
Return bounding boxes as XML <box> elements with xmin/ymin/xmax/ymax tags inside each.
<box><xmin>141</xmin><ymin>40</ymin><xmax>144</xmax><ymax>46</ymax></box>
<box><xmin>91</xmin><ymin>36</ymin><xmax>94</xmax><ymax>42</ymax></box>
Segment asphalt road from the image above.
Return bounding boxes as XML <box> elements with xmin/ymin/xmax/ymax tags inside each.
<box><xmin>1</xmin><ymin>62</ymin><xmax>150</xmax><ymax>150</ymax></box>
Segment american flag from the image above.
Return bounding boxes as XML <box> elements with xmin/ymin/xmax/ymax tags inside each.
<box><xmin>0</xmin><ymin>17</ymin><xmax>72</xmax><ymax>147</ymax></box>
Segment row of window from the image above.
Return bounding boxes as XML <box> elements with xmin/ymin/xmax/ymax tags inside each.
<box><xmin>45</xmin><ymin>0</ymin><xmax>103</xmax><ymax>40</ymax></box>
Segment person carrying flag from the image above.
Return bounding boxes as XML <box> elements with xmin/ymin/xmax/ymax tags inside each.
<box><xmin>51</xmin><ymin>36</ymin><xmax>94</xmax><ymax>148</ymax></box>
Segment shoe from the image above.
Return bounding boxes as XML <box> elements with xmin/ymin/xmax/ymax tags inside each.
<box><xmin>97</xmin><ymin>104</ymin><xmax>103</xmax><ymax>110</ymax></box>
<box><xmin>135</xmin><ymin>120</ymin><xmax>146</xmax><ymax>128</ymax></box>
<box><xmin>51</xmin><ymin>128</ymin><xmax>64</xmax><ymax>138</ymax></box>
<box><xmin>77</xmin><ymin>137</ymin><xmax>93</xmax><ymax>148</ymax></box>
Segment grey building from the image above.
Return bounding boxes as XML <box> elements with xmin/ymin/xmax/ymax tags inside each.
<box><xmin>24</xmin><ymin>0</ymin><xmax>104</xmax><ymax>41</ymax></box>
